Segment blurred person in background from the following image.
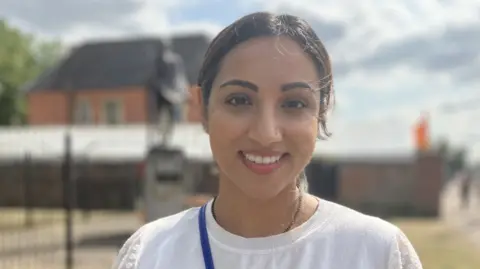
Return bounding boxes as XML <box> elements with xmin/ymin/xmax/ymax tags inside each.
<box><xmin>112</xmin><ymin>12</ymin><xmax>422</xmax><ymax>269</ymax></box>
<box><xmin>460</xmin><ymin>169</ymin><xmax>472</xmax><ymax>209</ymax></box>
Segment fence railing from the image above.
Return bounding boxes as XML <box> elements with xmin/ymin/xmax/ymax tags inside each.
<box><xmin>0</xmin><ymin>134</ymin><xmax>140</xmax><ymax>269</ymax></box>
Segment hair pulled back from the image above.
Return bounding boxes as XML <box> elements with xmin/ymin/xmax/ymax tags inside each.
<box><xmin>197</xmin><ymin>12</ymin><xmax>335</xmax><ymax>190</ymax></box>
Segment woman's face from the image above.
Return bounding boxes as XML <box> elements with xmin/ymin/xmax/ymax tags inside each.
<box><xmin>205</xmin><ymin>36</ymin><xmax>321</xmax><ymax>200</ymax></box>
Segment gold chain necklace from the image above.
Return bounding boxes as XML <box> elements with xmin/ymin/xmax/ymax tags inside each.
<box><xmin>283</xmin><ymin>193</ymin><xmax>303</xmax><ymax>232</ymax></box>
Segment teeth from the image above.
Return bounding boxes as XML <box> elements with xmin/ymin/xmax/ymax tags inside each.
<box><xmin>243</xmin><ymin>153</ymin><xmax>282</xmax><ymax>164</ymax></box>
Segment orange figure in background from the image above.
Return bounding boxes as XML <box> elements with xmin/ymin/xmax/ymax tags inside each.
<box><xmin>414</xmin><ymin>112</ymin><xmax>430</xmax><ymax>151</ymax></box>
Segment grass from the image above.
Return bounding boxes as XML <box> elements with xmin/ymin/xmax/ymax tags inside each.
<box><xmin>392</xmin><ymin>218</ymin><xmax>480</xmax><ymax>269</ymax></box>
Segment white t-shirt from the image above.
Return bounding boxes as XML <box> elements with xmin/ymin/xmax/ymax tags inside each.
<box><xmin>112</xmin><ymin>199</ymin><xmax>422</xmax><ymax>269</ymax></box>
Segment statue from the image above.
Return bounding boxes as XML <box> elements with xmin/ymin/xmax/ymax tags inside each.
<box><xmin>147</xmin><ymin>48</ymin><xmax>189</xmax><ymax>146</ymax></box>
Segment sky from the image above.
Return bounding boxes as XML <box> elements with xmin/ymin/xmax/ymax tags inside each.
<box><xmin>1</xmin><ymin>0</ymin><xmax>479</xmax><ymax>161</ymax></box>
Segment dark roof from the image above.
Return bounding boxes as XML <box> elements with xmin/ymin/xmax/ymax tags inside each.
<box><xmin>27</xmin><ymin>38</ymin><xmax>167</xmax><ymax>91</ymax></box>
<box><xmin>26</xmin><ymin>34</ymin><xmax>212</xmax><ymax>92</ymax></box>
<box><xmin>170</xmin><ymin>34</ymin><xmax>211</xmax><ymax>85</ymax></box>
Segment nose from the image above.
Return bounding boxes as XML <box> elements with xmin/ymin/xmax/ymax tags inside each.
<box><xmin>247</xmin><ymin>107</ymin><xmax>282</xmax><ymax>146</ymax></box>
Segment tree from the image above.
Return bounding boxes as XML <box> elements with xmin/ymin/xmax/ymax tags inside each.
<box><xmin>0</xmin><ymin>19</ymin><xmax>62</xmax><ymax>125</ymax></box>
<box><xmin>31</xmin><ymin>39</ymin><xmax>64</xmax><ymax>71</ymax></box>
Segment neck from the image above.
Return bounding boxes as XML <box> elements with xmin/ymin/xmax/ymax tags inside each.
<box><xmin>213</xmin><ymin>178</ymin><xmax>318</xmax><ymax>238</ymax></box>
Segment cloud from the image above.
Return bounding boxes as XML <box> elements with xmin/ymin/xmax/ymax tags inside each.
<box><xmin>0</xmin><ymin>0</ymin><xmax>143</xmax><ymax>33</ymax></box>
<box><xmin>254</xmin><ymin>0</ymin><xmax>480</xmax><ymax>88</ymax></box>
<box><xmin>255</xmin><ymin>5</ymin><xmax>479</xmax><ymax>99</ymax></box>
<box><xmin>357</xmin><ymin>23</ymin><xmax>480</xmax><ymax>83</ymax></box>
<box><xmin>0</xmin><ymin>0</ymin><xmax>214</xmax><ymax>44</ymax></box>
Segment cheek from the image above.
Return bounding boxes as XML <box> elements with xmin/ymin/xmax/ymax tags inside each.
<box><xmin>286</xmin><ymin>118</ymin><xmax>318</xmax><ymax>154</ymax></box>
<box><xmin>206</xmin><ymin>107</ymin><xmax>248</xmax><ymax>150</ymax></box>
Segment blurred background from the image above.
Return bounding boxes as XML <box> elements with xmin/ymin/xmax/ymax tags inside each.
<box><xmin>0</xmin><ymin>0</ymin><xmax>479</xmax><ymax>268</ymax></box>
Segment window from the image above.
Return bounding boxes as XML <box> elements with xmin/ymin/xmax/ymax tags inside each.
<box><xmin>102</xmin><ymin>99</ymin><xmax>123</xmax><ymax>125</ymax></box>
<box><xmin>74</xmin><ymin>99</ymin><xmax>93</xmax><ymax>124</ymax></box>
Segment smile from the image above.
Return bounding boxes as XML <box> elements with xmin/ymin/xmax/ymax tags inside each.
<box><xmin>243</xmin><ymin>153</ymin><xmax>282</xmax><ymax>164</ymax></box>
<box><xmin>239</xmin><ymin>151</ymin><xmax>288</xmax><ymax>175</ymax></box>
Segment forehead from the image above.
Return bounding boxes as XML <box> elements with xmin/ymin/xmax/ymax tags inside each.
<box><xmin>214</xmin><ymin>36</ymin><xmax>319</xmax><ymax>88</ymax></box>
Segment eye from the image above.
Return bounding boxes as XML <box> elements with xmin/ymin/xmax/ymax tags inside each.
<box><xmin>225</xmin><ymin>95</ymin><xmax>252</xmax><ymax>106</ymax></box>
<box><xmin>282</xmin><ymin>100</ymin><xmax>307</xmax><ymax>109</ymax></box>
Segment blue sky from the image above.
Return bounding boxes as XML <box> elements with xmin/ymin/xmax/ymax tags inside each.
<box><xmin>1</xmin><ymin>0</ymin><xmax>479</xmax><ymax>160</ymax></box>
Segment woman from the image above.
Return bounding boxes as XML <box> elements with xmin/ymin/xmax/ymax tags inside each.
<box><xmin>113</xmin><ymin>12</ymin><xmax>422</xmax><ymax>269</ymax></box>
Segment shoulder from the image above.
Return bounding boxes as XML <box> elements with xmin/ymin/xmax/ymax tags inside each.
<box><xmin>319</xmin><ymin>201</ymin><xmax>422</xmax><ymax>268</ymax></box>
<box><xmin>111</xmin><ymin>206</ymin><xmax>200</xmax><ymax>269</ymax></box>
<box><xmin>323</xmin><ymin>201</ymin><xmax>401</xmax><ymax>241</ymax></box>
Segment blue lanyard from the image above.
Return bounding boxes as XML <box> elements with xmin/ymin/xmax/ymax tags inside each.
<box><xmin>199</xmin><ymin>204</ymin><xmax>215</xmax><ymax>269</ymax></box>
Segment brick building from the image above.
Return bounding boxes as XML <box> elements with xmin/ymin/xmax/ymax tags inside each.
<box><xmin>25</xmin><ymin>34</ymin><xmax>210</xmax><ymax>126</ymax></box>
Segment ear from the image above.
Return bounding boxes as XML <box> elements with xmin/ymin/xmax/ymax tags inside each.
<box><xmin>190</xmin><ymin>85</ymin><xmax>209</xmax><ymax>133</ymax></box>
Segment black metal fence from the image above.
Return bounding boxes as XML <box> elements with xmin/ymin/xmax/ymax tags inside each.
<box><xmin>0</xmin><ymin>134</ymin><xmax>141</xmax><ymax>269</ymax></box>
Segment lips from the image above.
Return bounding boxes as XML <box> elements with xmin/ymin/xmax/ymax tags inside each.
<box><xmin>239</xmin><ymin>151</ymin><xmax>287</xmax><ymax>175</ymax></box>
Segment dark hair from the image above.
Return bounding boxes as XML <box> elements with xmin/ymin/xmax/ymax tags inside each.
<box><xmin>197</xmin><ymin>12</ymin><xmax>335</xmax><ymax>138</ymax></box>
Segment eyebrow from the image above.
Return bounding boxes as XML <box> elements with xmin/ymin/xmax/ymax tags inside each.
<box><xmin>219</xmin><ymin>79</ymin><xmax>312</xmax><ymax>92</ymax></box>
<box><xmin>219</xmin><ymin>79</ymin><xmax>258</xmax><ymax>91</ymax></box>
<box><xmin>281</xmin><ymin>82</ymin><xmax>312</xmax><ymax>91</ymax></box>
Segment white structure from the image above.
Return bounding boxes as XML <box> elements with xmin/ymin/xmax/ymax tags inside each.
<box><xmin>0</xmin><ymin>121</ymin><xmax>420</xmax><ymax>162</ymax></box>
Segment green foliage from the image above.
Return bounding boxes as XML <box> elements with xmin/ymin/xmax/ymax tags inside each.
<box><xmin>0</xmin><ymin>19</ymin><xmax>62</xmax><ymax>125</ymax></box>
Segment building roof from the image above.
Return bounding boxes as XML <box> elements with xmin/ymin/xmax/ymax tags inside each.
<box><xmin>170</xmin><ymin>34</ymin><xmax>211</xmax><ymax>85</ymax></box>
<box><xmin>28</xmin><ymin>38</ymin><xmax>168</xmax><ymax>91</ymax></box>
<box><xmin>26</xmin><ymin>34</ymin><xmax>212</xmax><ymax>93</ymax></box>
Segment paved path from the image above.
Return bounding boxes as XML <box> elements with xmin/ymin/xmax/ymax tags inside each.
<box><xmin>440</xmin><ymin>178</ymin><xmax>480</xmax><ymax>248</ymax></box>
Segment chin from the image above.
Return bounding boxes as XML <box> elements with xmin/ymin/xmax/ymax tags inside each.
<box><xmin>231</xmin><ymin>169</ymin><xmax>297</xmax><ymax>201</ymax></box>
